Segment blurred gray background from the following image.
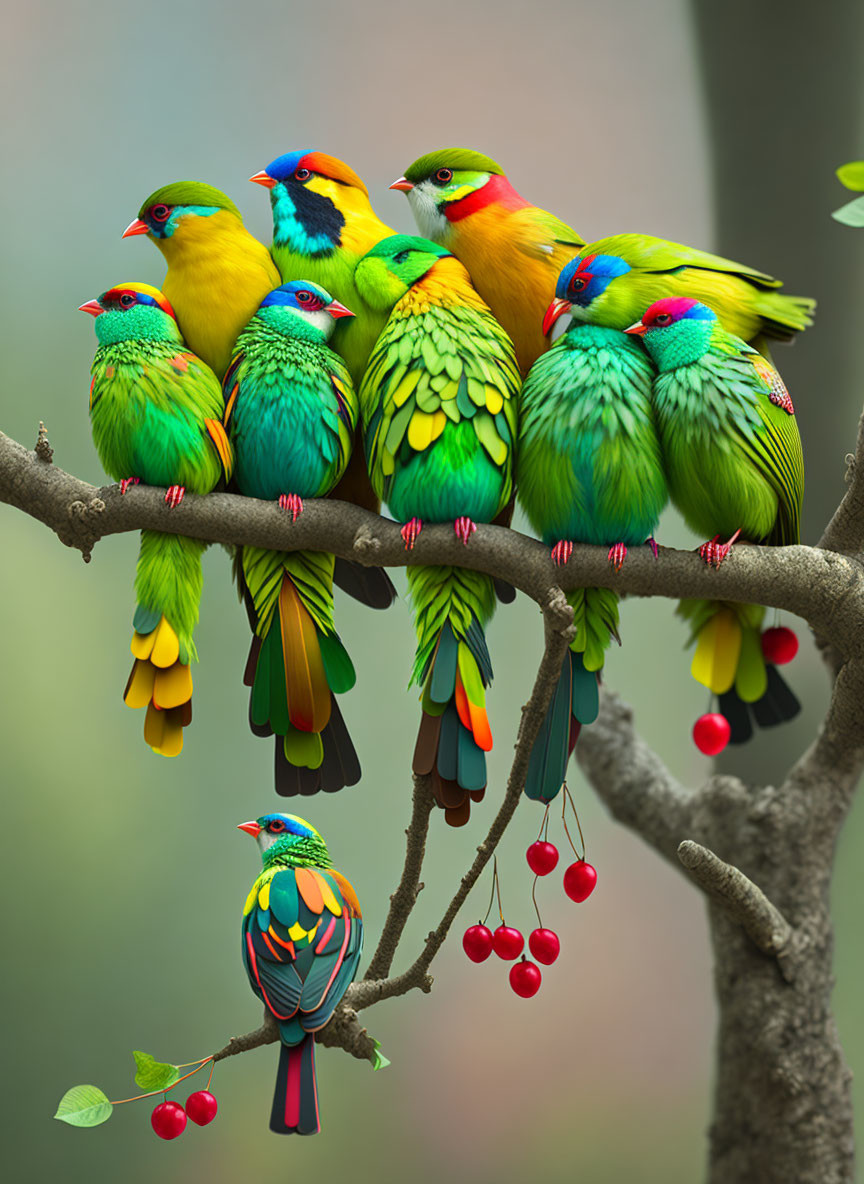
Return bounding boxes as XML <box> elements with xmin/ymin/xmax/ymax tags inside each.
<box><xmin>1</xmin><ymin>1</ymin><xmax>863</xmax><ymax>1180</ymax></box>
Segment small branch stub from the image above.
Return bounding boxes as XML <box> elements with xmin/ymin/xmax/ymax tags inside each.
<box><xmin>35</xmin><ymin>422</ymin><xmax>53</xmax><ymax>464</ymax></box>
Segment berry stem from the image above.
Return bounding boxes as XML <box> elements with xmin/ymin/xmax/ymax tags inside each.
<box><xmin>561</xmin><ymin>784</ymin><xmax>586</xmax><ymax>861</ymax></box>
<box><xmin>536</xmin><ymin>802</ymin><xmax>551</xmax><ymax>843</ymax></box>
<box><xmin>493</xmin><ymin>855</ymin><xmax>505</xmax><ymax>924</ymax></box>
<box><xmin>531</xmin><ymin>874</ymin><xmax>543</xmax><ymax>929</ymax></box>
<box><xmin>110</xmin><ymin>1058</ymin><xmax>215</xmax><ymax>1106</ymax></box>
<box><xmin>481</xmin><ymin>855</ymin><xmax>498</xmax><ymax>927</ymax></box>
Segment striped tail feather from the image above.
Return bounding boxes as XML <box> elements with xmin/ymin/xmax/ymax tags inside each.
<box><xmin>242</xmin><ymin>547</ymin><xmax>360</xmax><ymax>796</ymax></box>
<box><xmin>122</xmin><ymin>531</ymin><xmax>205</xmax><ymax>756</ymax></box>
<box><xmin>680</xmin><ymin>599</ymin><xmax>801</xmax><ymax>742</ymax></box>
<box><xmin>754</xmin><ymin>289</ymin><xmax>816</xmax><ymax>342</ymax></box>
<box><xmin>409</xmin><ymin>567</ymin><xmax>496</xmax><ymax>827</ymax></box>
<box><xmin>270</xmin><ymin>1037</ymin><xmax>319</xmax><ymax>1136</ymax></box>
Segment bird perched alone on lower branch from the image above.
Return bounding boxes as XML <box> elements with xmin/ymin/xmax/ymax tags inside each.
<box><xmin>630</xmin><ymin>297</ymin><xmax>804</xmax><ymax>743</ymax></box>
<box><xmin>82</xmin><ymin>283</ymin><xmax>233</xmax><ymax>756</ymax></box>
<box><xmin>239</xmin><ymin>813</ymin><xmax>363</xmax><ymax>1136</ymax></box>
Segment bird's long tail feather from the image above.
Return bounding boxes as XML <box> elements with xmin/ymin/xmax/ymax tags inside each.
<box><xmin>753</xmin><ymin>290</ymin><xmax>816</xmax><ymax>342</ymax></box>
<box><xmin>409</xmin><ymin>566</ymin><xmax>496</xmax><ymax>827</ymax></box>
<box><xmin>680</xmin><ymin>599</ymin><xmax>801</xmax><ymax>742</ymax></box>
<box><xmin>524</xmin><ymin>587</ymin><xmax>612</xmax><ymax>802</ymax></box>
<box><xmin>270</xmin><ymin>1038</ymin><xmax>319</xmax><ymax>1136</ymax></box>
<box><xmin>123</xmin><ymin>530</ymin><xmax>205</xmax><ymax>756</ymax></box>
<box><xmin>241</xmin><ymin>547</ymin><xmax>360</xmax><ymax>795</ymax></box>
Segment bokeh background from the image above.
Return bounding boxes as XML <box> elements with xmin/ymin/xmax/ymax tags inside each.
<box><xmin>2</xmin><ymin>1</ymin><xmax>863</xmax><ymax>1180</ymax></box>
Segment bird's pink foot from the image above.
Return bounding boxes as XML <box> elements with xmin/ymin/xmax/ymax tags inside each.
<box><xmin>119</xmin><ymin>477</ymin><xmax>140</xmax><ymax>496</ymax></box>
<box><xmin>607</xmin><ymin>542</ymin><xmax>628</xmax><ymax>572</ymax></box>
<box><xmin>551</xmin><ymin>540</ymin><xmax>573</xmax><ymax>566</ymax></box>
<box><xmin>699</xmin><ymin>529</ymin><xmax>741</xmax><ymax>568</ymax></box>
<box><xmin>454</xmin><ymin>516</ymin><xmax>477</xmax><ymax>545</ymax></box>
<box><xmin>278</xmin><ymin>493</ymin><xmax>304</xmax><ymax>522</ymax></box>
<box><xmin>401</xmin><ymin>517</ymin><xmax>423</xmax><ymax>550</ymax></box>
<box><xmin>646</xmin><ymin>536</ymin><xmax>659</xmax><ymax>560</ymax></box>
<box><xmin>164</xmin><ymin>484</ymin><xmax>185</xmax><ymax>508</ymax></box>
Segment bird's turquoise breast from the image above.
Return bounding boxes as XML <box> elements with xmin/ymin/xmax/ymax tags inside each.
<box><xmin>517</xmin><ymin>328</ymin><xmax>666</xmax><ymax>545</ymax></box>
<box><xmin>386</xmin><ymin>419</ymin><xmax>507</xmax><ymax>525</ymax></box>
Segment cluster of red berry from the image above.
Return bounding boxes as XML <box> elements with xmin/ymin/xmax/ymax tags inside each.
<box><xmin>151</xmin><ymin>1091</ymin><xmax>218</xmax><ymax>1140</ymax></box>
<box><xmin>692</xmin><ymin>625</ymin><xmax>799</xmax><ymax>756</ymax></box>
<box><xmin>463</xmin><ymin>792</ymin><xmax>597</xmax><ymax>997</ymax></box>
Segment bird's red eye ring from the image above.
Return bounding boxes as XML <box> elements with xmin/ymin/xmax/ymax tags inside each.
<box><xmin>295</xmin><ymin>290</ymin><xmax>324</xmax><ymax>310</ymax></box>
<box><xmin>150</xmin><ymin>204</ymin><xmax>171</xmax><ymax>222</ymax></box>
<box><xmin>433</xmin><ymin>168</ymin><xmax>453</xmax><ymax>185</ymax></box>
<box><xmin>569</xmin><ymin>276</ymin><xmax>587</xmax><ymax>293</ymax></box>
<box><xmin>653</xmin><ymin>312</ymin><xmax>672</xmax><ymax>325</ymax></box>
<box><xmin>268</xmin><ymin>820</ymin><xmax>286</xmax><ymax>833</ymax></box>
<box><xmin>119</xmin><ymin>293</ymin><xmax>135</xmax><ymax>308</ymax></box>
<box><xmin>294</xmin><ymin>167</ymin><xmax>311</xmax><ymax>182</ymax></box>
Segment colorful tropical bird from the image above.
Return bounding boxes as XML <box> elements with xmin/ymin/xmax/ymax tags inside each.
<box><xmin>549</xmin><ymin>243</ymin><xmax>815</xmax><ymax>344</ymax></box>
<box><xmin>391</xmin><ymin>148</ymin><xmax>583</xmax><ymax>375</ymax></box>
<box><xmin>630</xmin><ymin>297</ymin><xmax>804</xmax><ymax>740</ymax></box>
<box><xmin>393</xmin><ymin>149</ymin><xmax>815</xmax><ymax>366</ymax></box>
<box><xmin>225</xmin><ymin>281</ymin><xmax>361</xmax><ymax>795</ymax></box>
<box><xmin>517</xmin><ymin>315</ymin><xmax>667</xmax><ymax>801</ymax></box>
<box><xmin>239</xmin><ymin>813</ymin><xmax>363</xmax><ymax>1136</ymax></box>
<box><xmin>123</xmin><ymin>182</ymin><xmax>281</xmax><ymax>379</ymax></box>
<box><xmin>356</xmin><ymin>235</ymin><xmax>521</xmax><ymax>826</ymax></box>
<box><xmin>82</xmin><ymin>282</ymin><xmax>233</xmax><ymax>756</ymax></box>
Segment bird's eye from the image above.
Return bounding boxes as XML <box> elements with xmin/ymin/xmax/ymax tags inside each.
<box><xmin>569</xmin><ymin>277</ymin><xmax>587</xmax><ymax>293</ymax></box>
<box><xmin>294</xmin><ymin>167</ymin><xmax>311</xmax><ymax>182</ymax></box>
<box><xmin>268</xmin><ymin>820</ymin><xmax>286</xmax><ymax>833</ymax></box>
<box><xmin>654</xmin><ymin>312</ymin><xmax>672</xmax><ymax>325</ymax></box>
<box><xmin>295</xmin><ymin>290</ymin><xmax>324</xmax><ymax>310</ymax></box>
<box><xmin>392</xmin><ymin>250</ymin><xmax>410</xmax><ymax>264</ymax></box>
<box><xmin>119</xmin><ymin>293</ymin><xmax>135</xmax><ymax>308</ymax></box>
<box><xmin>151</xmin><ymin>204</ymin><xmax>170</xmax><ymax>222</ymax></box>
<box><xmin>433</xmin><ymin>168</ymin><xmax>453</xmax><ymax>186</ymax></box>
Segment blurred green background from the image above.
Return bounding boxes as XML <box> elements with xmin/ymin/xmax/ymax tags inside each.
<box><xmin>1</xmin><ymin>1</ymin><xmax>863</xmax><ymax>1180</ymax></box>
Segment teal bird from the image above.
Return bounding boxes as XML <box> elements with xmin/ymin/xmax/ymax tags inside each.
<box><xmin>224</xmin><ymin>281</ymin><xmax>361</xmax><ymax>794</ymax></box>
<box><xmin>630</xmin><ymin>297</ymin><xmax>804</xmax><ymax>741</ymax></box>
<box><xmin>356</xmin><ymin>235</ymin><xmax>521</xmax><ymax>826</ymax></box>
<box><xmin>517</xmin><ymin>310</ymin><xmax>667</xmax><ymax>802</ymax></box>
<box><xmin>82</xmin><ymin>282</ymin><xmax>232</xmax><ymax>756</ymax></box>
<box><xmin>239</xmin><ymin>813</ymin><xmax>364</xmax><ymax>1136</ymax></box>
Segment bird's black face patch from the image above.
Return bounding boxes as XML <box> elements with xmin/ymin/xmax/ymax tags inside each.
<box><xmin>271</xmin><ymin>179</ymin><xmax>346</xmax><ymax>256</ymax></box>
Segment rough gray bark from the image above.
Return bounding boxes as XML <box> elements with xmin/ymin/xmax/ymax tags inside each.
<box><xmin>4</xmin><ymin>417</ymin><xmax>863</xmax><ymax>1182</ymax></box>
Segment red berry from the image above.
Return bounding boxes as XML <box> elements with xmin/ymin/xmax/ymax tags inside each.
<box><xmin>528</xmin><ymin>927</ymin><xmax>560</xmax><ymax>965</ymax></box>
<box><xmin>693</xmin><ymin>712</ymin><xmax>731</xmax><ymax>756</ymax></box>
<box><xmin>151</xmin><ymin>1101</ymin><xmax>187</xmax><ymax>1140</ymax></box>
<box><xmin>761</xmin><ymin>626</ymin><xmax>799</xmax><ymax>665</ymax></box>
<box><xmin>185</xmin><ymin>1090</ymin><xmax>218</xmax><ymax>1126</ymax></box>
<box><xmin>462</xmin><ymin>924</ymin><xmax>494</xmax><ymax>963</ymax></box>
<box><xmin>509</xmin><ymin>958</ymin><xmax>542</xmax><ymax>998</ymax></box>
<box><xmin>563</xmin><ymin>859</ymin><xmax>598</xmax><ymax>902</ymax></box>
<box><xmin>492</xmin><ymin>924</ymin><xmax>525</xmax><ymax>960</ymax></box>
<box><xmin>526</xmin><ymin>840</ymin><xmax>559</xmax><ymax>876</ymax></box>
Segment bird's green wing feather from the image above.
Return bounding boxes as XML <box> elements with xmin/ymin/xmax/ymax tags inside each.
<box><xmin>512</xmin><ymin>206</ymin><xmax>585</xmax><ymax>259</ymax></box>
<box><xmin>586</xmin><ymin>232</ymin><xmax>782</xmax><ymax>288</ymax></box>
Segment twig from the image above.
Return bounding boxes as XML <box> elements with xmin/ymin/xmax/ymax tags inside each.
<box><xmin>818</xmin><ymin>405</ymin><xmax>864</xmax><ymax>557</ymax></box>
<box><xmin>677</xmin><ymin>839</ymin><xmax>792</xmax><ymax>958</ymax></box>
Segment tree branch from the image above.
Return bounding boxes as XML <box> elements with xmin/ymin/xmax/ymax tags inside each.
<box><xmin>677</xmin><ymin>839</ymin><xmax>792</xmax><ymax>958</ymax></box>
<box><xmin>818</xmin><ymin>403</ymin><xmax>864</xmax><ymax>558</ymax></box>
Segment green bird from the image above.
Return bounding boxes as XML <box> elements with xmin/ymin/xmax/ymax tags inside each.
<box><xmin>517</xmin><ymin>311</ymin><xmax>667</xmax><ymax>802</ymax></box>
<box><xmin>356</xmin><ymin>235</ymin><xmax>521</xmax><ymax>826</ymax></box>
<box><xmin>224</xmin><ymin>281</ymin><xmax>361</xmax><ymax>795</ymax></box>
<box><xmin>81</xmin><ymin>282</ymin><xmax>233</xmax><ymax>756</ymax></box>
<box><xmin>630</xmin><ymin>297</ymin><xmax>804</xmax><ymax>742</ymax></box>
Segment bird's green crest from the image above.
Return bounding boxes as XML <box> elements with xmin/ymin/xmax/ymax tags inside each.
<box><xmin>403</xmin><ymin>148</ymin><xmax>505</xmax><ymax>183</ymax></box>
<box><xmin>138</xmin><ymin>182</ymin><xmax>242</xmax><ymax>220</ymax></box>
<box><xmin>355</xmin><ymin>235</ymin><xmax>451</xmax><ymax>310</ymax></box>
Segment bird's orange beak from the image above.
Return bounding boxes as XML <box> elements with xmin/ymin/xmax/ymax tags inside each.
<box><xmin>389</xmin><ymin>177</ymin><xmax>414</xmax><ymax>192</ymax></box>
<box><xmin>328</xmin><ymin>300</ymin><xmax>354</xmax><ymax>319</ymax></box>
<box><xmin>78</xmin><ymin>300</ymin><xmax>103</xmax><ymax>317</ymax></box>
<box><xmin>624</xmin><ymin>321</ymin><xmax>647</xmax><ymax>336</ymax></box>
<box><xmin>542</xmin><ymin>297</ymin><xmax>572</xmax><ymax>337</ymax></box>
<box><xmin>249</xmin><ymin>171</ymin><xmax>277</xmax><ymax>189</ymax></box>
<box><xmin>122</xmin><ymin>218</ymin><xmax>150</xmax><ymax>239</ymax></box>
<box><xmin>237</xmin><ymin>821</ymin><xmax>262</xmax><ymax>838</ymax></box>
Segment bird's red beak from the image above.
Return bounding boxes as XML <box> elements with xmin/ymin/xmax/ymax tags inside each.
<box><xmin>328</xmin><ymin>300</ymin><xmax>354</xmax><ymax>319</ymax></box>
<box><xmin>542</xmin><ymin>297</ymin><xmax>572</xmax><ymax>337</ymax></box>
<box><xmin>624</xmin><ymin>321</ymin><xmax>647</xmax><ymax>336</ymax></box>
<box><xmin>122</xmin><ymin>218</ymin><xmax>150</xmax><ymax>239</ymax></box>
<box><xmin>249</xmin><ymin>171</ymin><xmax>277</xmax><ymax>189</ymax></box>
<box><xmin>78</xmin><ymin>300</ymin><xmax>103</xmax><ymax>317</ymax></box>
<box><xmin>389</xmin><ymin>177</ymin><xmax>414</xmax><ymax>192</ymax></box>
<box><xmin>237</xmin><ymin>821</ymin><xmax>262</xmax><ymax>838</ymax></box>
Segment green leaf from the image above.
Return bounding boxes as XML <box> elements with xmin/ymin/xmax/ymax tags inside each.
<box><xmin>370</xmin><ymin>1039</ymin><xmax>391</xmax><ymax>1072</ymax></box>
<box><xmin>132</xmin><ymin>1050</ymin><xmax>179</xmax><ymax>1092</ymax></box>
<box><xmin>54</xmin><ymin>1085</ymin><xmax>113</xmax><ymax>1128</ymax></box>
<box><xmin>832</xmin><ymin>195</ymin><xmax>864</xmax><ymax>227</ymax></box>
<box><xmin>836</xmin><ymin>161</ymin><xmax>864</xmax><ymax>191</ymax></box>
